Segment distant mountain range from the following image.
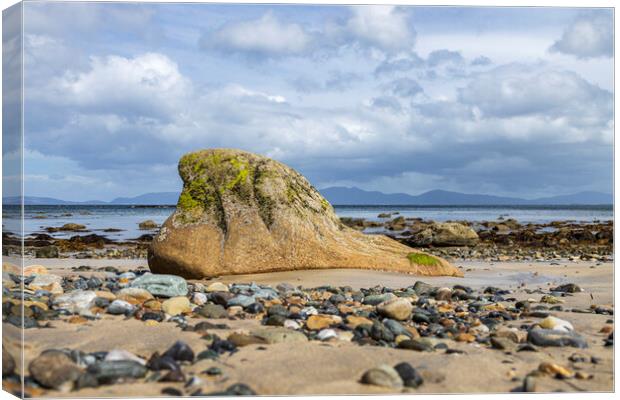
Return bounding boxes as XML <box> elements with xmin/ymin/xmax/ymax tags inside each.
<box><xmin>3</xmin><ymin>187</ymin><xmax>613</xmax><ymax>206</ymax></box>
<box><xmin>320</xmin><ymin>187</ymin><xmax>613</xmax><ymax>206</ymax></box>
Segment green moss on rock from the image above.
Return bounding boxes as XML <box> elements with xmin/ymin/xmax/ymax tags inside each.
<box><xmin>407</xmin><ymin>252</ymin><xmax>439</xmax><ymax>267</ymax></box>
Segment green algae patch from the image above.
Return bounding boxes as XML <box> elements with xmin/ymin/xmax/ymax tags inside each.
<box><xmin>407</xmin><ymin>252</ymin><xmax>439</xmax><ymax>266</ymax></box>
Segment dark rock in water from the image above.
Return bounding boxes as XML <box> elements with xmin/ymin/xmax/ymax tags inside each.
<box><xmin>163</xmin><ymin>341</ymin><xmax>195</xmax><ymax>362</ymax></box>
<box><xmin>87</xmin><ymin>360</ymin><xmax>147</xmax><ymax>384</ymax></box>
<box><xmin>550</xmin><ymin>283</ymin><xmax>581</xmax><ymax>293</ymax></box>
<box><xmin>29</xmin><ymin>350</ymin><xmax>83</xmax><ymax>389</ymax></box>
<box><xmin>197</xmin><ymin>304</ymin><xmax>227</xmax><ymax>319</ymax></box>
<box><xmin>394</xmin><ymin>362</ymin><xmax>424</xmax><ymax>388</ymax></box>
<box><xmin>398</xmin><ymin>339</ymin><xmax>434</xmax><ymax>352</ymax></box>
<box><xmin>2</xmin><ymin>346</ymin><xmax>15</xmax><ymax>376</ymax></box>
<box><xmin>527</xmin><ymin>328</ymin><xmax>587</xmax><ymax>348</ymax></box>
<box><xmin>130</xmin><ymin>274</ymin><xmax>188</xmax><ymax>297</ymax></box>
<box><xmin>208</xmin><ymin>383</ymin><xmax>257</xmax><ymax>396</ymax></box>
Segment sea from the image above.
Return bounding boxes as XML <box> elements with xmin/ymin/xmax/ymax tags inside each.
<box><xmin>2</xmin><ymin>204</ymin><xmax>613</xmax><ymax>241</ymax></box>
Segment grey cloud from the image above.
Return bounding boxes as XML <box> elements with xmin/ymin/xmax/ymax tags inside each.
<box><xmin>384</xmin><ymin>77</ymin><xmax>423</xmax><ymax>97</ymax></box>
<box><xmin>370</xmin><ymin>96</ymin><xmax>402</xmax><ymax>111</ymax></box>
<box><xmin>471</xmin><ymin>55</ymin><xmax>492</xmax><ymax>66</ymax></box>
<box><xmin>549</xmin><ymin>11</ymin><xmax>613</xmax><ymax>59</ymax></box>
<box><xmin>427</xmin><ymin>49</ymin><xmax>464</xmax><ymax>66</ymax></box>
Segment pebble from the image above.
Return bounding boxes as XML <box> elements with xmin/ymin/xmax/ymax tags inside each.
<box><xmin>394</xmin><ymin>362</ymin><xmax>424</xmax><ymax>388</ymax></box>
<box><xmin>360</xmin><ymin>364</ymin><xmax>404</xmax><ymax>388</ymax></box>
<box><xmin>376</xmin><ymin>297</ymin><xmax>413</xmax><ymax>321</ymax></box>
<box><xmin>192</xmin><ymin>292</ymin><xmax>207</xmax><ymax>305</ymax></box>
<box><xmin>104</xmin><ymin>350</ymin><xmax>146</xmax><ymax>365</ymax></box>
<box><xmin>162</xmin><ymin>297</ymin><xmax>191</xmax><ymax>316</ymax></box>
<box><xmin>130</xmin><ymin>274</ymin><xmax>188</xmax><ymax>297</ymax></box>
<box><xmin>197</xmin><ymin>304</ymin><xmax>227</xmax><ymax>319</ymax></box>
<box><xmin>527</xmin><ymin>328</ymin><xmax>587</xmax><ymax>348</ymax></box>
<box><xmin>227</xmin><ymin>295</ymin><xmax>256</xmax><ymax>308</ymax></box>
<box><xmin>23</xmin><ymin>265</ymin><xmax>48</xmax><ymax>276</ymax></box>
<box><xmin>116</xmin><ymin>288</ymin><xmax>154</xmax><ymax>303</ymax></box>
<box><xmin>538</xmin><ymin>362</ymin><xmax>573</xmax><ymax>378</ymax></box>
<box><xmin>539</xmin><ymin>316</ymin><xmax>573</xmax><ymax>332</ymax></box>
<box><xmin>522</xmin><ymin>376</ymin><xmax>536</xmax><ymax>392</ymax></box>
<box><xmin>363</xmin><ymin>293</ymin><xmax>396</xmax><ymax>306</ymax></box>
<box><xmin>398</xmin><ymin>338</ymin><xmax>434</xmax><ymax>352</ymax></box>
<box><xmin>107</xmin><ymin>300</ymin><xmax>135</xmax><ymax>315</ymax></box>
<box><xmin>306</xmin><ymin>314</ymin><xmax>340</xmax><ymax>330</ymax></box>
<box><xmin>163</xmin><ymin>341</ymin><xmax>195</xmax><ymax>362</ymax></box>
<box><xmin>53</xmin><ymin>290</ymin><xmax>98</xmax><ymax>314</ymax></box>
<box><xmin>87</xmin><ymin>360</ymin><xmax>148</xmax><ymax>384</ymax></box>
<box><xmin>317</xmin><ymin>329</ymin><xmax>338</xmax><ymax>341</ymax></box>
<box><xmin>29</xmin><ymin>350</ymin><xmax>82</xmax><ymax>390</ymax></box>
<box><xmin>206</xmin><ymin>282</ymin><xmax>229</xmax><ymax>292</ymax></box>
<box><xmin>550</xmin><ymin>283</ymin><xmax>582</xmax><ymax>293</ymax></box>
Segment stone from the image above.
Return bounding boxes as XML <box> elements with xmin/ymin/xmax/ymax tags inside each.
<box><xmin>163</xmin><ymin>341</ymin><xmax>195</xmax><ymax>362</ymax></box>
<box><xmin>522</xmin><ymin>376</ymin><xmax>536</xmax><ymax>392</ymax></box>
<box><xmin>539</xmin><ymin>316</ymin><xmax>573</xmax><ymax>332</ymax></box>
<box><xmin>227</xmin><ymin>295</ymin><xmax>255</xmax><ymax>308</ymax></box>
<box><xmin>53</xmin><ymin>290</ymin><xmax>98</xmax><ymax>314</ymax></box>
<box><xmin>383</xmin><ymin>319</ymin><xmax>412</xmax><ymax>337</ymax></box>
<box><xmin>197</xmin><ymin>304</ymin><xmax>227</xmax><ymax>318</ymax></box>
<box><xmin>207</xmin><ymin>383</ymin><xmax>257</xmax><ymax>396</ymax></box>
<box><xmin>527</xmin><ymin>328</ymin><xmax>587</xmax><ymax>348</ymax></box>
<box><xmin>363</xmin><ymin>293</ymin><xmax>396</xmax><ymax>305</ymax></box>
<box><xmin>317</xmin><ymin>329</ymin><xmax>338</xmax><ymax>341</ymax></box>
<box><xmin>493</xmin><ymin>327</ymin><xmax>527</xmax><ymax>343</ymax></box>
<box><xmin>147</xmin><ymin>149</ymin><xmax>460</xmax><ymax>278</ymax></box>
<box><xmin>87</xmin><ymin>360</ymin><xmax>147</xmax><ymax>384</ymax></box>
<box><xmin>550</xmin><ymin>283</ymin><xmax>582</xmax><ymax>293</ymax></box>
<box><xmin>130</xmin><ymin>274</ymin><xmax>188</xmax><ymax>297</ymax></box>
<box><xmin>435</xmin><ymin>287</ymin><xmax>452</xmax><ymax>301</ymax></box>
<box><xmin>306</xmin><ymin>314</ymin><xmax>339</xmax><ymax>330</ymax></box>
<box><xmin>162</xmin><ymin>297</ymin><xmax>191</xmax><ymax>316</ymax></box>
<box><xmin>104</xmin><ymin>350</ymin><xmax>146</xmax><ymax>365</ymax></box>
<box><xmin>360</xmin><ymin>365</ymin><xmax>403</xmax><ymax>388</ymax></box>
<box><xmin>29</xmin><ymin>274</ymin><xmax>62</xmax><ymax>290</ymax></box>
<box><xmin>408</xmin><ymin>223</ymin><xmax>479</xmax><ymax>247</ymax></box>
<box><xmin>377</xmin><ymin>297</ymin><xmax>413</xmax><ymax>321</ymax></box>
<box><xmin>107</xmin><ymin>300</ymin><xmax>135</xmax><ymax>315</ymax></box>
<box><xmin>29</xmin><ymin>350</ymin><xmax>83</xmax><ymax>389</ymax></box>
<box><xmin>192</xmin><ymin>292</ymin><xmax>208</xmax><ymax>305</ymax></box>
<box><xmin>398</xmin><ymin>338</ymin><xmax>434</xmax><ymax>352</ymax></box>
<box><xmin>394</xmin><ymin>362</ymin><xmax>424</xmax><ymax>388</ymax></box>
<box><xmin>138</xmin><ymin>220</ymin><xmax>159</xmax><ymax>230</ymax></box>
<box><xmin>227</xmin><ymin>333</ymin><xmax>268</xmax><ymax>347</ymax></box>
<box><xmin>250</xmin><ymin>328</ymin><xmax>308</xmax><ymax>344</ymax></box>
<box><xmin>23</xmin><ymin>265</ymin><xmax>48</xmax><ymax>276</ymax></box>
<box><xmin>116</xmin><ymin>288</ymin><xmax>154</xmax><ymax>303</ymax></box>
<box><xmin>538</xmin><ymin>362</ymin><xmax>573</xmax><ymax>378</ymax></box>
<box><xmin>346</xmin><ymin>315</ymin><xmax>373</xmax><ymax>329</ymax></box>
<box><xmin>206</xmin><ymin>282</ymin><xmax>229</xmax><ymax>292</ymax></box>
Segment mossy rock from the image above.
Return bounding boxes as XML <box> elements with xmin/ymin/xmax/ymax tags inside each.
<box><xmin>148</xmin><ymin>149</ymin><xmax>461</xmax><ymax>279</ymax></box>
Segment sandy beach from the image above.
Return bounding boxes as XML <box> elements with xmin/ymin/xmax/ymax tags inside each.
<box><xmin>2</xmin><ymin>258</ymin><xmax>613</xmax><ymax>396</ymax></box>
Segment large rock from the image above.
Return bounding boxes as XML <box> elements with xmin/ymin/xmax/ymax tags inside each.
<box><xmin>148</xmin><ymin>149</ymin><xmax>461</xmax><ymax>278</ymax></box>
<box><xmin>407</xmin><ymin>222</ymin><xmax>479</xmax><ymax>247</ymax></box>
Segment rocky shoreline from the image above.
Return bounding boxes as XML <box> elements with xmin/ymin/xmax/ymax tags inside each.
<box><xmin>3</xmin><ymin>216</ymin><xmax>613</xmax><ymax>264</ymax></box>
<box><xmin>1</xmin><ymin>260</ymin><xmax>614</xmax><ymax>396</ymax></box>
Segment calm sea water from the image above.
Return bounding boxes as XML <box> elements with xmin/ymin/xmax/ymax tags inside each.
<box><xmin>2</xmin><ymin>204</ymin><xmax>613</xmax><ymax>241</ymax></box>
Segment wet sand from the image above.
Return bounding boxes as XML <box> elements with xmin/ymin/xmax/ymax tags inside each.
<box><xmin>2</xmin><ymin>258</ymin><xmax>614</xmax><ymax>396</ymax></box>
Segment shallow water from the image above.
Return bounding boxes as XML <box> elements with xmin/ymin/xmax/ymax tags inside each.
<box><xmin>2</xmin><ymin>204</ymin><xmax>613</xmax><ymax>241</ymax></box>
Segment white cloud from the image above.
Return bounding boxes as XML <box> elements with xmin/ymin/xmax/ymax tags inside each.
<box><xmin>200</xmin><ymin>12</ymin><xmax>311</xmax><ymax>56</ymax></box>
<box><xmin>549</xmin><ymin>11</ymin><xmax>613</xmax><ymax>59</ymax></box>
<box><xmin>346</xmin><ymin>6</ymin><xmax>415</xmax><ymax>52</ymax></box>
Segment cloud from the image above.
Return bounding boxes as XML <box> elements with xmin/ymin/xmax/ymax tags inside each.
<box><xmin>199</xmin><ymin>12</ymin><xmax>311</xmax><ymax>57</ymax></box>
<box><xmin>471</xmin><ymin>55</ymin><xmax>492</xmax><ymax>66</ymax></box>
<box><xmin>458</xmin><ymin>64</ymin><xmax>612</xmax><ymax>125</ymax></box>
<box><xmin>383</xmin><ymin>77</ymin><xmax>424</xmax><ymax>97</ymax></box>
<box><xmin>549</xmin><ymin>11</ymin><xmax>613</xmax><ymax>59</ymax></box>
<box><xmin>427</xmin><ymin>49</ymin><xmax>464</xmax><ymax>66</ymax></box>
<box><xmin>41</xmin><ymin>53</ymin><xmax>190</xmax><ymax>121</ymax></box>
<box><xmin>345</xmin><ymin>6</ymin><xmax>415</xmax><ymax>52</ymax></box>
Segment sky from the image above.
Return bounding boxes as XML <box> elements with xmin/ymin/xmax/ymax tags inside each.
<box><xmin>7</xmin><ymin>3</ymin><xmax>615</xmax><ymax>201</ymax></box>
